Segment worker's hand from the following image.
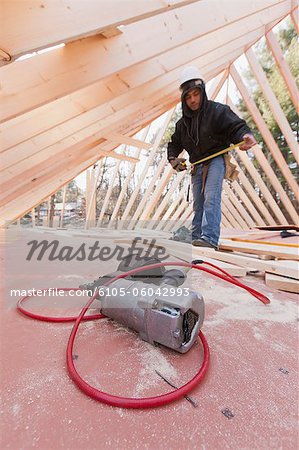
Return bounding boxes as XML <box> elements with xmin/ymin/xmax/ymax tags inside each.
<box><xmin>169</xmin><ymin>158</ymin><xmax>187</xmax><ymax>172</ymax></box>
<box><xmin>239</xmin><ymin>134</ymin><xmax>257</xmax><ymax>151</ymax></box>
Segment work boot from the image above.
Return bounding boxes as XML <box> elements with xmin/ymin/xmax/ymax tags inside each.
<box><xmin>192</xmin><ymin>238</ymin><xmax>218</xmax><ymax>250</ymax></box>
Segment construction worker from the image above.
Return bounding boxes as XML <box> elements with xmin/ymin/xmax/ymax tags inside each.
<box><xmin>167</xmin><ymin>66</ymin><xmax>256</xmax><ymax>249</ymax></box>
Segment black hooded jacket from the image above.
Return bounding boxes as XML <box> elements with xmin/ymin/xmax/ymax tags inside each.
<box><xmin>167</xmin><ymin>86</ymin><xmax>251</xmax><ymax>164</ymax></box>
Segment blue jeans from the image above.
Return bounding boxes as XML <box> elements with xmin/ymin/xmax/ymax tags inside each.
<box><xmin>191</xmin><ymin>155</ymin><xmax>225</xmax><ymax>247</ymax></box>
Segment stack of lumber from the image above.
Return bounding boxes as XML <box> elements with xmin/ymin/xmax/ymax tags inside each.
<box><xmin>11</xmin><ymin>225</ymin><xmax>298</xmax><ymax>294</ymax></box>
<box><xmin>219</xmin><ymin>237</ymin><xmax>298</xmax><ymax>294</ymax></box>
<box><xmin>116</xmin><ymin>234</ymin><xmax>298</xmax><ymax>294</ymax></box>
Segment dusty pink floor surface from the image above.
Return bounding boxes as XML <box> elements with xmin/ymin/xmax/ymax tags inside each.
<box><xmin>1</xmin><ymin>228</ymin><xmax>298</xmax><ymax>449</ymax></box>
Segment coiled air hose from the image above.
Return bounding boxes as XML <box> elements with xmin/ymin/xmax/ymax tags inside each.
<box><xmin>17</xmin><ymin>260</ymin><xmax>270</xmax><ymax>409</ymax></box>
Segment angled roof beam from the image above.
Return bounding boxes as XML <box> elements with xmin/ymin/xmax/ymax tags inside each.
<box><xmin>209</xmin><ymin>70</ymin><xmax>229</xmax><ymax>100</ymax></box>
<box><xmin>0</xmin><ymin>0</ymin><xmax>198</xmax><ymax>64</ymax></box>
<box><xmin>290</xmin><ymin>5</ymin><xmax>298</xmax><ymax>32</ymax></box>
<box><xmin>102</xmin><ymin>132</ymin><xmax>151</xmax><ymax>150</ymax></box>
<box><xmin>230</xmin><ymin>64</ymin><xmax>299</xmax><ymax>199</ymax></box>
<box><xmin>230</xmin><ymin>180</ymin><xmax>267</xmax><ymax>227</ymax></box>
<box><xmin>0</xmin><ymin>42</ymin><xmax>265</xmax><ymax>221</ymax></box>
<box><xmin>0</xmin><ymin>0</ymin><xmax>288</xmax><ymax>122</ymax></box>
<box><xmin>228</xmin><ymin>96</ymin><xmax>298</xmax><ymax>223</ymax></box>
<box><xmin>175</xmin><ymin>204</ymin><xmax>193</xmax><ymax>229</ymax></box>
<box><xmin>85</xmin><ymin>163</ymin><xmax>103</xmax><ymax>229</ymax></box>
<box><xmin>223</xmin><ymin>193</ymin><xmax>249</xmax><ymax>229</ymax></box>
<box><xmin>1</xmin><ymin>16</ymin><xmax>272</xmax><ymax>152</ymax></box>
<box><xmin>245</xmin><ymin>47</ymin><xmax>298</xmax><ymax>165</ymax></box>
<box><xmin>119</xmin><ymin>109</ymin><xmax>174</xmax><ymax>226</ymax></box>
<box><xmin>130</xmin><ymin>154</ymin><xmax>169</xmax><ymax>228</ymax></box>
<box><xmin>97</xmin><ymin>127</ymin><xmax>152</xmax><ymax>227</ymax></box>
<box><xmin>157</xmin><ymin>192</ymin><xmax>188</xmax><ymax>230</ymax></box>
<box><xmin>1</xmin><ymin>31</ymin><xmax>270</xmax><ymax>178</ymax></box>
<box><xmin>0</xmin><ymin>98</ymin><xmax>178</xmax><ymax>225</ymax></box>
<box><xmin>163</xmin><ymin>199</ymin><xmax>189</xmax><ymax>227</ymax></box>
<box><xmin>265</xmin><ymin>29</ymin><xmax>299</xmax><ymax>113</ymax></box>
<box><xmin>107</xmin><ymin>127</ymin><xmax>150</xmax><ymax>228</ymax></box>
<box><xmin>223</xmin><ymin>183</ymin><xmax>256</xmax><ymax>228</ymax></box>
<box><xmin>230</xmin><ymin>157</ymin><xmax>277</xmax><ymax>226</ymax></box>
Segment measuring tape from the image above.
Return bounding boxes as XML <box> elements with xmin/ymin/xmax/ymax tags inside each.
<box><xmin>182</xmin><ymin>141</ymin><xmax>244</xmax><ymax>168</ymax></box>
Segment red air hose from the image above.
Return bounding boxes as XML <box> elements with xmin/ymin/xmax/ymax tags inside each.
<box><xmin>17</xmin><ymin>260</ymin><xmax>270</xmax><ymax>409</ymax></box>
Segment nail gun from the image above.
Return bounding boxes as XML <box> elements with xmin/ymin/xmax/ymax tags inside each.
<box><xmin>80</xmin><ymin>253</ymin><xmax>204</xmax><ymax>353</ymax></box>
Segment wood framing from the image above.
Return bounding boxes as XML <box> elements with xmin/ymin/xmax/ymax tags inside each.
<box><xmin>0</xmin><ymin>1</ymin><xmax>286</xmax><ymax>122</ymax></box>
<box><xmin>265</xmin><ymin>272</ymin><xmax>299</xmax><ymax>293</ymax></box>
<box><xmin>245</xmin><ymin>47</ymin><xmax>299</xmax><ymax>165</ymax></box>
<box><xmin>266</xmin><ymin>29</ymin><xmax>299</xmax><ymax>113</ymax></box>
<box><xmin>0</xmin><ymin>0</ymin><xmax>198</xmax><ymax>63</ymax></box>
<box><xmin>158</xmin><ymin>239</ymin><xmax>299</xmax><ymax>279</ymax></box>
<box><xmin>0</xmin><ymin>1</ymin><xmax>297</xmax><ymax>239</ymax></box>
<box><xmin>230</xmin><ymin>65</ymin><xmax>299</xmax><ymax>202</ymax></box>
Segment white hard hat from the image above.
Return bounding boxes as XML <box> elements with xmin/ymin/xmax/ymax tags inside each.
<box><xmin>179</xmin><ymin>66</ymin><xmax>203</xmax><ymax>87</ymax></box>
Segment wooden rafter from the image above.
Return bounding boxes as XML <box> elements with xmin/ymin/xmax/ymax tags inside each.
<box><xmin>0</xmin><ymin>2</ymin><xmax>297</xmax><ymax>232</ymax></box>
<box><xmin>230</xmin><ymin>64</ymin><xmax>299</xmax><ymax>201</ymax></box>
<box><xmin>245</xmin><ymin>48</ymin><xmax>299</xmax><ymax>165</ymax></box>
<box><xmin>0</xmin><ymin>0</ymin><xmax>287</xmax><ymax>123</ymax></box>
<box><xmin>266</xmin><ymin>29</ymin><xmax>299</xmax><ymax>113</ymax></box>
<box><xmin>0</xmin><ymin>0</ymin><xmax>198</xmax><ymax>63</ymax></box>
<box><xmin>228</xmin><ymin>97</ymin><xmax>298</xmax><ymax>223</ymax></box>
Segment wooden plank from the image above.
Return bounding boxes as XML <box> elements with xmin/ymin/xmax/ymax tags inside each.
<box><xmin>236</xmin><ymin>146</ymin><xmax>289</xmax><ymax>225</ymax></box>
<box><xmin>230</xmin><ymin>180</ymin><xmax>267</xmax><ymax>226</ymax></box>
<box><xmin>157</xmin><ymin>189</ymin><xmax>189</xmax><ymax>230</ymax></box>
<box><xmin>0</xmin><ymin>0</ymin><xmax>198</xmax><ymax>62</ymax></box>
<box><xmin>209</xmin><ymin>70</ymin><xmax>228</xmax><ymax>101</ymax></box>
<box><xmin>107</xmin><ymin>138</ymin><xmax>146</xmax><ymax>227</ymax></box>
<box><xmin>230</xmin><ymin>157</ymin><xmax>276</xmax><ymax>226</ymax></box>
<box><xmin>151</xmin><ymin>170</ymin><xmax>186</xmax><ymax>221</ymax></box>
<box><xmin>60</xmin><ymin>184</ymin><xmax>67</xmax><ymax>228</ymax></box>
<box><xmin>166</xmin><ymin>249</ymin><xmax>247</xmax><ymax>277</ymax></box>
<box><xmin>265</xmin><ymin>272</ymin><xmax>299</xmax><ymax>294</ymax></box>
<box><xmin>103</xmin><ymin>132</ymin><xmax>152</xmax><ymax>150</ymax></box>
<box><xmin>0</xmin><ymin>26</ymin><xmax>264</xmax><ymax>166</ymax></box>
<box><xmin>157</xmin><ymin>239</ymin><xmax>299</xmax><ymax>279</ymax></box>
<box><xmin>221</xmin><ymin>193</ymin><xmax>246</xmax><ymax>229</ymax></box>
<box><xmin>221</xmin><ymin>230</ymin><xmax>282</xmax><ymax>239</ymax></box>
<box><xmin>220</xmin><ymin>239</ymin><xmax>299</xmax><ymax>261</ymax></box>
<box><xmin>85</xmin><ymin>164</ymin><xmax>102</xmax><ymax>229</ymax></box>
<box><xmin>129</xmin><ymin>110</ymin><xmax>176</xmax><ymax>227</ymax></box>
<box><xmin>222</xmin><ymin>193</ymin><xmax>249</xmax><ymax>229</ymax></box>
<box><xmin>229</xmin><ymin>238</ymin><xmax>298</xmax><ymax>248</ymax></box>
<box><xmin>114</xmin><ymin>239</ymin><xmax>247</xmax><ymax>277</ymax></box>
<box><xmin>255</xmin><ymin>225</ymin><xmax>299</xmax><ymax>232</ymax></box>
<box><xmin>132</xmin><ymin>154</ymin><xmax>170</xmax><ymax>226</ymax></box>
<box><xmin>266</xmin><ymin>29</ymin><xmax>299</xmax><ymax>113</ymax></box>
<box><xmin>290</xmin><ymin>6</ymin><xmax>299</xmax><ymax>33</ymax></box>
<box><xmin>175</xmin><ymin>205</ymin><xmax>193</xmax><ymax>230</ymax></box>
<box><xmin>0</xmin><ymin>102</ymin><xmax>175</xmax><ymax>226</ymax></box>
<box><xmin>246</xmin><ymin>48</ymin><xmax>299</xmax><ymax>165</ymax></box>
<box><xmin>160</xmin><ymin>200</ymin><xmax>190</xmax><ymax>231</ymax></box>
<box><xmin>230</xmin><ymin>64</ymin><xmax>299</xmax><ymax>203</ymax></box>
<box><xmin>228</xmin><ymin>97</ymin><xmax>299</xmax><ymax>221</ymax></box>
<box><xmin>31</xmin><ymin>209</ymin><xmax>35</xmax><ymax>228</ymax></box>
<box><xmin>120</xmin><ymin>109</ymin><xmax>175</xmax><ymax>226</ymax></box>
<box><xmin>0</xmin><ymin>92</ymin><xmax>175</xmax><ymax>204</ymax></box>
<box><xmin>223</xmin><ymin>183</ymin><xmax>256</xmax><ymax>228</ymax></box>
<box><xmin>0</xmin><ymin>2</ymin><xmax>285</xmax><ymax>122</ymax></box>
<box><xmin>0</xmin><ymin>23</ymin><xmax>273</xmax><ymax>156</ymax></box>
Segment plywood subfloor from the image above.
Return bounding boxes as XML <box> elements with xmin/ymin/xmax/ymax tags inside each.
<box><xmin>1</xmin><ymin>228</ymin><xmax>298</xmax><ymax>449</ymax></box>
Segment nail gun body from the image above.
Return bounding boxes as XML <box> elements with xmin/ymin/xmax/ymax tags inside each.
<box><xmin>80</xmin><ymin>254</ymin><xmax>204</xmax><ymax>353</ymax></box>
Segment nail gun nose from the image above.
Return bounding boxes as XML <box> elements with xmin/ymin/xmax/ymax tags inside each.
<box><xmin>162</xmin><ymin>269</ymin><xmax>186</xmax><ymax>286</ymax></box>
